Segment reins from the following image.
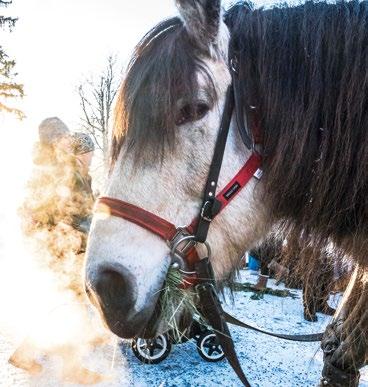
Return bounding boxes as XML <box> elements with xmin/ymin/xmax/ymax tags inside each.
<box><xmin>95</xmin><ymin>59</ymin><xmax>323</xmax><ymax>387</ymax></box>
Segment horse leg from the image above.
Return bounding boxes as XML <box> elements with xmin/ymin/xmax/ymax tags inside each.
<box><xmin>320</xmin><ymin>265</ymin><xmax>368</xmax><ymax>386</ymax></box>
<box><xmin>315</xmin><ymin>258</ymin><xmax>336</xmax><ymax>316</ymax></box>
<box><xmin>303</xmin><ymin>278</ymin><xmax>318</xmax><ymax>322</ymax></box>
<box><xmin>303</xmin><ymin>254</ymin><xmax>335</xmax><ymax>322</ymax></box>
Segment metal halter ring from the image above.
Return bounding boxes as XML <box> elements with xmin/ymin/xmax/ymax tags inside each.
<box><xmin>170</xmin><ymin>235</ymin><xmax>212</xmax><ymax>266</ymax></box>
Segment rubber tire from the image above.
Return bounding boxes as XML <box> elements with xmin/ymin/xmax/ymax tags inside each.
<box><xmin>131</xmin><ymin>334</ymin><xmax>172</xmax><ymax>364</ymax></box>
<box><xmin>196</xmin><ymin>331</ymin><xmax>225</xmax><ymax>362</ymax></box>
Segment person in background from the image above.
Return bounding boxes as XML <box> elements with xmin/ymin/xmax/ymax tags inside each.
<box><xmin>9</xmin><ymin>118</ymin><xmax>105</xmax><ymax>384</ymax></box>
<box><xmin>19</xmin><ymin>119</ymin><xmax>95</xmax><ymax>298</ymax></box>
<box><xmin>21</xmin><ymin>118</ymin><xmax>91</xmax><ymax>233</ymax></box>
<box><xmin>248</xmin><ymin>237</ymin><xmax>285</xmax><ymax>290</ymax></box>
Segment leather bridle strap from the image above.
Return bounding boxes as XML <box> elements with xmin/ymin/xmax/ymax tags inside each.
<box><xmin>97</xmin><ymin>197</ymin><xmax>178</xmax><ymax>241</ymax></box>
<box><xmin>187</xmin><ymin>152</ymin><xmax>261</xmax><ymax>233</ymax></box>
<box><xmin>223</xmin><ymin>312</ymin><xmax>323</xmax><ymax>342</ymax></box>
<box><xmin>194</xmin><ymin>85</ymin><xmax>236</xmax><ymax>243</ymax></box>
<box><xmin>195</xmin><ymin>258</ymin><xmax>251</xmax><ymax>387</ymax></box>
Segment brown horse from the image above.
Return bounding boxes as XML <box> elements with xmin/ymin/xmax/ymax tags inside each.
<box><xmin>85</xmin><ymin>1</ymin><xmax>368</xmax><ymax>385</ymax></box>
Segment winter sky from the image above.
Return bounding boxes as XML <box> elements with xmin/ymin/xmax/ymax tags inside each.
<box><xmin>2</xmin><ymin>0</ymin><xmax>178</xmax><ymax>129</ymax></box>
<box><xmin>2</xmin><ymin>0</ymin><xmax>276</xmax><ymax>130</ymax></box>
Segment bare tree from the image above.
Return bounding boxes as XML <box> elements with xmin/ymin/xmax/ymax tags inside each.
<box><xmin>78</xmin><ymin>55</ymin><xmax>120</xmax><ymax>167</ymax></box>
<box><xmin>0</xmin><ymin>0</ymin><xmax>24</xmax><ymax>119</ymax></box>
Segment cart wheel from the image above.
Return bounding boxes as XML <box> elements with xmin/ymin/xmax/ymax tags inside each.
<box><xmin>131</xmin><ymin>334</ymin><xmax>171</xmax><ymax>364</ymax></box>
<box><xmin>196</xmin><ymin>331</ymin><xmax>225</xmax><ymax>362</ymax></box>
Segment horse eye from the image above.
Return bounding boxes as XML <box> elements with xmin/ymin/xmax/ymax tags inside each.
<box><xmin>175</xmin><ymin>102</ymin><xmax>210</xmax><ymax>126</ymax></box>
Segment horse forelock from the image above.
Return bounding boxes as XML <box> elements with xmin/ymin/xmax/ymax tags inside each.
<box><xmin>111</xmin><ymin>17</ymin><xmax>218</xmax><ymax>167</ymax></box>
<box><xmin>226</xmin><ymin>0</ymin><xmax>368</xmax><ymax>262</ymax></box>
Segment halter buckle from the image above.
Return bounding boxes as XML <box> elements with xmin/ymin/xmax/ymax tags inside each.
<box><xmin>169</xmin><ymin>228</ymin><xmax>196</xmax><ymax>260</ymax></box>
<box><xmin>200</xmin><ymin>201</ymin><xmax>214</xmax><ymax>222</ymax></box>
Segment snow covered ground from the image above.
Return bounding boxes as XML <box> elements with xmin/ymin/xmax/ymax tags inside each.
<box><xmin>1</xmin><ymin>269</ymin><xmax>368</xmax><ymax>387</ymax></box>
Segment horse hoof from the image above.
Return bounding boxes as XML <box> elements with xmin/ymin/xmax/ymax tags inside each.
<box><xmin>304</xmin><ymin>312</ymin><xmax>318</xmax><ymax>322</ymax></box>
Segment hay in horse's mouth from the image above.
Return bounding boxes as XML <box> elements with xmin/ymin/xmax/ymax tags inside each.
<box><xmin>157</xmin><ymin>267</ymin><xmax>203</xmax><ymax>342</ymax></box>
<box><xmin>130</xmin><ymin>268</ymin><xmax>199</xmax><ymax>340</ymax></box>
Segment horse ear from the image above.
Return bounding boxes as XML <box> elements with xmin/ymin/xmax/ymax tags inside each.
<box><xmin>176</xmin><ymin>0</ymin><xmax>222</xmax><ymax>52</ymax></box>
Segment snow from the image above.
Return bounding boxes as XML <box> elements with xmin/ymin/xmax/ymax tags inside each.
<box><xmin>2</xmin><ymin>270</ymin><xmax>368</xmax><ymax>387</ymax></box>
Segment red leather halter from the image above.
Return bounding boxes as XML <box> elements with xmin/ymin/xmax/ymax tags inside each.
<box><xmin>96</xmin><ymin>152</ymin><xmax>261</xmax><ymax>286</ymax></box>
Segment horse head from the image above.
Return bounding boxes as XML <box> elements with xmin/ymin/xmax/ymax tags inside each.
<box><xmin>84</xmin><ymin>0</ymin><xmax>266</xmax><ymax>339</ymax></box>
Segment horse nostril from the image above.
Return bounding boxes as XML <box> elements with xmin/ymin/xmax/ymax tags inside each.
<box><xmin>86</xmin><ymin>264</ymin><xmax>159</xmax><ymax>338</ymax></box>
<box><xmin>93</xmin><ymin>267</ymin><xmax>136</xmax><ymax>318</ymax></box>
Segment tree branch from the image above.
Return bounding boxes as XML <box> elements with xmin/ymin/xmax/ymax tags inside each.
<box><xmin>77</xmin><ymin>54</ymin><xmax>121</xmax><ymax>168</ymax></box>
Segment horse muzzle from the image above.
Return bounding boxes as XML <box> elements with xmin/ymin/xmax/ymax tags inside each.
<box><xmin>85</xmin><ymin>263</ymin><xmax>161</xmax><ymax>338</ymax></box>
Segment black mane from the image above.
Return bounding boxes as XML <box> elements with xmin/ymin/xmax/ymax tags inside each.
<box><xmin>226</xmin><ymin>1</ymin><xmax>368</xmax><ymax>261</ymax></box>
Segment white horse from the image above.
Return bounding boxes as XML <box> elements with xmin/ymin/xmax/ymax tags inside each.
<box><xmin>85</xmin><ymin>6</ymin><xmax>267</xmax><ymax>336</ymax></box>
<box><xmin>85</xmin><ymin>1</ymin><xmax>368</xmax><ymax>385</ymax></box>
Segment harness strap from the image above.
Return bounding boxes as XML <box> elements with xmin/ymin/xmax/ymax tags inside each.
<box><xmin>195</xmin><ymin>85</ymin><xmax>235</xmax><ymax>243</ymax></box>
<box><xmin>223</xmin><ymin>311</ymin><xmax>323</xmax><ymax>342</ymax></box>
<box><xmin>216</xmin><ymin>152</ymin><xmax>261</xmax><ymax>208</ymax></box>
<box><xmin>196</xmin><ymin>258</ymin><xmax>251</xmax><ymax>387</ymax></box>
<box><xmin>97</xmin><ymin>197</ymin><xmax>177</xmax><ymax>241</ymax></box>
<box><xmin>187</xmin><ymin>152</ymin><xmax>261</xmax><ymax>233</ymax></box>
